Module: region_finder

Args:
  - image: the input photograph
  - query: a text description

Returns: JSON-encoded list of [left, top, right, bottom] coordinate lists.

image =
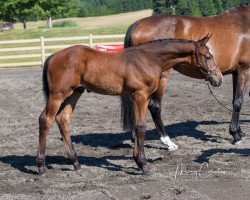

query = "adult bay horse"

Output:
[[123, 4, 250, 147], [36, 35, 222, 175]]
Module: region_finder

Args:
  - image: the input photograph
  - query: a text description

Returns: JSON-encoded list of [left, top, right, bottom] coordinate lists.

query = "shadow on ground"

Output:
[[1, 120, 249, 175], [71, 120, 230, 149], [0, 154, 132, 175], [194, 148, 250, 163]]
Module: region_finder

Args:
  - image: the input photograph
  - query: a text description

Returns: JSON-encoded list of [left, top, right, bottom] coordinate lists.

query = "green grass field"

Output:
[[0, 10, 152, 66]]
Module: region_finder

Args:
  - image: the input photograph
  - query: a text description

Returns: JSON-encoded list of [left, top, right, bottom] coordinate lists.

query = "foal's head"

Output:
[[193, 34, 223, 87]]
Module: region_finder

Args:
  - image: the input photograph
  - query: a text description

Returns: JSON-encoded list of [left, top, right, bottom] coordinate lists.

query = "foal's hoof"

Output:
[[168, 144, 179, 152], [73, 163, 81, 171], [160, 136, 178, 151], [142, 165, 150, 175]]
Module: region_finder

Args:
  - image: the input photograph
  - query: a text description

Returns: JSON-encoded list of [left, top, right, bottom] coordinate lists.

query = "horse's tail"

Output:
[[124, 21, 138, 48], [42, 55, 53, 101], [121, 21, 139, 130]]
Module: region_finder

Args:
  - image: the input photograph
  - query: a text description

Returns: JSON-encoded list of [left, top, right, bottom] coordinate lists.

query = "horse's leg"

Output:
[[55, 87, 84, 170], [148, 70, 178, 151], [132, 91, 150, 175], [229, 68, 249, 144], [37, 94, 63, 175]]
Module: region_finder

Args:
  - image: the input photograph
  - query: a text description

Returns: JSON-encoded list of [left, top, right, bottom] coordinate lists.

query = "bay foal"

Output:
[[37, 35, 222, 175]]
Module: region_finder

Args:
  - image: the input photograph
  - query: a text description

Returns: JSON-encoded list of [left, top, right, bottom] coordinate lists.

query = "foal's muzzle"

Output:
[[207, 75, 223, 87], [205, 67, 223, 87]]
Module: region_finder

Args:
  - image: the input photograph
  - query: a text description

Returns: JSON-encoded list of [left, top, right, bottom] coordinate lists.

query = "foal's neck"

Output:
[[140, 40, 195, 71]]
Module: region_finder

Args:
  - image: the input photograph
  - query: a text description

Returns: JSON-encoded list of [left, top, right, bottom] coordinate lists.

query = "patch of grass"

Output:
[[52, 20, 77, 27], [0, 10, 152, 67], [38, 20, 77, 28], [0, 24, 129, 41], [0, 24, 128, 65]]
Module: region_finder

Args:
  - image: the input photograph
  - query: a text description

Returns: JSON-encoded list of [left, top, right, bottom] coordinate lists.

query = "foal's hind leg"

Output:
[[55, 87, 84, 170], [229, 68, 249, 144], [37, 94, 63, 175]]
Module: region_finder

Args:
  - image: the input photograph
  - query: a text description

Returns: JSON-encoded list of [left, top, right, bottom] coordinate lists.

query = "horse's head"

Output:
[[193, 34, 223, 87]]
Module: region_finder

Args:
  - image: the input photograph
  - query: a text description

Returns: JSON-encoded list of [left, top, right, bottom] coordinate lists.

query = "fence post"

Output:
[[88, 34, 93, 48], [40, 36, 45, 67]]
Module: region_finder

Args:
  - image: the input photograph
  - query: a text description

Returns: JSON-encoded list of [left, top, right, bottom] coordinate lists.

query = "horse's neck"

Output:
[[229, 5, 250, 18], [242, 7, 250, 19]]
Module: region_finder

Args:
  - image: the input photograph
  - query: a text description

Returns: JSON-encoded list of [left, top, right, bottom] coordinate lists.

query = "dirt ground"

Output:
[[0, 68, 249, 200]]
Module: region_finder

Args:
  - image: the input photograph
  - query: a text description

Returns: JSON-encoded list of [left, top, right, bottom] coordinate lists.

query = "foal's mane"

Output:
[[129, 38, 194, 50]]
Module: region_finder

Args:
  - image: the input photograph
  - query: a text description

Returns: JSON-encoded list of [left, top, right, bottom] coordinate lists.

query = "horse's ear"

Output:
[[198, 33, 212, 46]]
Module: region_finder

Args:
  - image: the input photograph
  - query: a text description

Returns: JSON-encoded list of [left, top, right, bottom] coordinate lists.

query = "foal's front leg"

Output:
[[148, 71, 178, 151], [131, 70, 178, 151], [133, 91, 150, 175]]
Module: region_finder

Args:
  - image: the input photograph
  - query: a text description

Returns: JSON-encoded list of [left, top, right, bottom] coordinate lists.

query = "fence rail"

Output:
[[0, 34, 125, 68]]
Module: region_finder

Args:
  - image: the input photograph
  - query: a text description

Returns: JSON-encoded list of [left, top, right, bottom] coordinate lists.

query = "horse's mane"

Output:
[[226, 3, 250, 12]]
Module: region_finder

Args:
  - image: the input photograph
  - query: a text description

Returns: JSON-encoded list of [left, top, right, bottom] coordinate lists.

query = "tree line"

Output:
[[1, 0, 249, 29], [78, 0, 152, 17], [153, 0, 249, 16], [0, 0, 152, 29]]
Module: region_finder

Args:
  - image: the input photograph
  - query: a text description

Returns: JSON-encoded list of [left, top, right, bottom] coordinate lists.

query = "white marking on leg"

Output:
[[234, 139, 244, 145], [160, 136, 178, 151]]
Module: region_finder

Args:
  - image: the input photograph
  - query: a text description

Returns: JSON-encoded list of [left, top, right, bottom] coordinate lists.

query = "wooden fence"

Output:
[[0, 34, 125, 68]]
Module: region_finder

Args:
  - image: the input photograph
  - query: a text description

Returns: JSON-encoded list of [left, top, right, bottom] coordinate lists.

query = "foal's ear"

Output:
[[198, 33, 212, 46]]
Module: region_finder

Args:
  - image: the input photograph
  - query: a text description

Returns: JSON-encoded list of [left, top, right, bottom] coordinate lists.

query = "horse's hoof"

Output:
[[234, 140, 243, 145], [73, 163, 81, 171], [239, 132, 246, 138], [232, 134, 244, 145], [142, 165, 150, 175], [233, 137, 245, 145], [160, 136, 178, 151]]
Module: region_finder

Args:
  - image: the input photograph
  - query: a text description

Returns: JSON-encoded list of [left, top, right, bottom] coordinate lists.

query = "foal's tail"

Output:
[[121, 21, 139, 130], [42, 55, 53, 101]]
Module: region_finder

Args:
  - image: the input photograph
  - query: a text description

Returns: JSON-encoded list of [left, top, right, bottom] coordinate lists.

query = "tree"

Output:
[[189, 0, 201, 16], [152, 0, 250, 16], [0, 0, 38, 29], [175, 0, 201, 16], [176, 0, 192, 15], [213, 0, 224, 14], [165, 0, 178, 14], [38, 0, 79, 28], [153, 0, 166, 15], [198, 0, 217, 16]]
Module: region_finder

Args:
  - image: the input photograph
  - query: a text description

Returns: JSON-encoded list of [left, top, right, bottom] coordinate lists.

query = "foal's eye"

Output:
[[205, 54, 212, 59]]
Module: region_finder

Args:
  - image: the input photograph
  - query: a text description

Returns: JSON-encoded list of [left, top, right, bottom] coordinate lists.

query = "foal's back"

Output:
[[48, 45, 126, 95]]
